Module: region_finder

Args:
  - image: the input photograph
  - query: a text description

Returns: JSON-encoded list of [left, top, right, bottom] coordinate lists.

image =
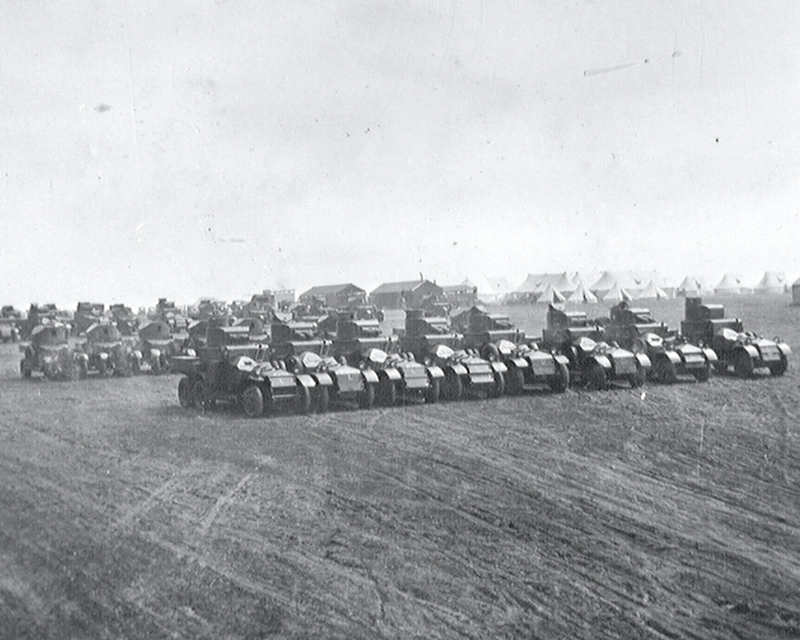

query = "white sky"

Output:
[[1, 0, 798, 308]]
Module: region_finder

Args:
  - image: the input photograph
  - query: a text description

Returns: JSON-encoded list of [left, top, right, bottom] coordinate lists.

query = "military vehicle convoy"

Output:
[[680, 298, 790, 378], [397, 309, 506, 400], [542, 305, 650, 389], [605, 301, 717, 383], [19, 324, 82, 381], [173, 326, 314, 416], [454, 306, 570, 394]]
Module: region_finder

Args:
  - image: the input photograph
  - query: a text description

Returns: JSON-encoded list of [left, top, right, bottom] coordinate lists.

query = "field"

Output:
[[1, 296, 799, 639]]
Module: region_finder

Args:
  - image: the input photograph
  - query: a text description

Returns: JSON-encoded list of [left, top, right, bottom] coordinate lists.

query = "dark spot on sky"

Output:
[[715, 138, 719, 143], [95, 103, 111, 113], [672, 51, 683, 58]]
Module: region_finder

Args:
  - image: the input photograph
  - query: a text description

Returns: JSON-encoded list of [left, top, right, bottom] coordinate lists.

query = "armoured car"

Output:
[[397, 309, 506, 400], [19, 324, 82, 381], [271, 320, 378, 410], [173, 326, 313, 416], [453, 305, 570, 394], [136, 320, 178, 373], [79, 323, 137, 377], [605, 301, 717, 383], [541, 305, 650, 390], [680, 298, 790, 378], [331, 311, 443, 405]]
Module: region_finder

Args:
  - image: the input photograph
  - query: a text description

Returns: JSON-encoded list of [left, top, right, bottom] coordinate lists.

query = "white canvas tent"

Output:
[[753, 272, 788, 295], [676, 275, 714, 297], [567, 281, 598, 303], [715, 273, 745, 295], [600, 281, 634, 302], [637, 280, 670, 300], [535, 283, 567, 304]]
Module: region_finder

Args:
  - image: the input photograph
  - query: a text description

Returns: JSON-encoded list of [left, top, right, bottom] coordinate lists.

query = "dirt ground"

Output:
[[1, 296, 798, 639]]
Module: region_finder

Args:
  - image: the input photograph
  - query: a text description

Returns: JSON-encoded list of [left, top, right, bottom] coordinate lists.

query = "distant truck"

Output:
[[680, 298, 790, 378]]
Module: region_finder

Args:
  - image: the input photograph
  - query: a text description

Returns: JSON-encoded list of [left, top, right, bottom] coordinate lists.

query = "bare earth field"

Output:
[[1, 295, 799, 639]]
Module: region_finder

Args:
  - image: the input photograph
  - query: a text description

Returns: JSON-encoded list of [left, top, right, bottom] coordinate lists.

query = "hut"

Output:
[[369, 279, 444, 309], [299, 283, 366, 308]]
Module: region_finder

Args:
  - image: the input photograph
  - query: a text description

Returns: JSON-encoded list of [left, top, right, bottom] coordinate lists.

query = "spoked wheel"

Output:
[[481, 343, 500, 362], [20, 360, 32, 378], [693, 365, 711, 382], [507, 366, 525, 396], [425, 377, 440, 404], [629, 366, 646, 389], [358, 384, 375, 410], [769, 357, 788, 377], [295, 383, 311, 415], [242, 384, 265, 417], [549, 362, 570, 393], [734, 350, 754, 379], [443, 370, 463, 401], [178, 376, 195, 408]]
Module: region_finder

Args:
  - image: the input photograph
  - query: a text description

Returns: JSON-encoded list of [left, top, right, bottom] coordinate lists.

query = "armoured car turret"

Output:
[[172, 325, 313, 416], [680, 298, 790, 378], [453, 306, 569, 394], [541, 305, 649, 390], [397, 309, 506, 400], [605, 301, 717, 383]]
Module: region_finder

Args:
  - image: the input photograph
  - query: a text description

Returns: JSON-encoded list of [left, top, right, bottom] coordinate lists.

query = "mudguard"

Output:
[[664, 351, 682, 366], [426, 365, 445, 379], [361, 369, 379, 385], [295, 373, 317, 389], [740, 344, 760, 360], [314, 372, 334, 387], [635, 353, 652, 369], [592, 355, 613, 370], [150, 348, 162, 359], [778, 342, 792, 357], [490, 361, 508, 374], [380, 368, 402, 382], [449, 363, 468, 377], [554, 354, 570, 366], [702, 348, 718, 364], [509, 357, 529, 369]]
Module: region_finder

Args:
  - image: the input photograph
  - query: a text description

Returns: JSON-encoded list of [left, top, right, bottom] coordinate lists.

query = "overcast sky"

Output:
[[1, 1, 798, 308]]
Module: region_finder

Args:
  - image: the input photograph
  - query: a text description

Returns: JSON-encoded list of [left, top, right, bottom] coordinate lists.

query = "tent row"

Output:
[[473, 271, 793, 304]]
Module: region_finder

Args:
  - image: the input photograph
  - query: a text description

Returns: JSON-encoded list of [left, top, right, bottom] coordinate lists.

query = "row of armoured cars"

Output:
[[19, 319, 185, 380], [171, 296, 791, 418]]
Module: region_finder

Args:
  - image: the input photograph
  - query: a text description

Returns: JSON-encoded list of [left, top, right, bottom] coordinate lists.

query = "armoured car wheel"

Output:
[[20, 360, 31, 378], [359, 384, 375, 410], [425, 377, 440, 404], [481, 343, 500, 362], [131, 357, 141, 376], [295, 383, 312, 415], [549, 362, 570, 393], [585, 362, 606, 391], [489, 370, 505, 398], [242, 385, 265, 417], [507, 366, 525, 395], [734, 350, 753, 379], [654, 357, 677, 384], [769, 357, 788, 377], [378, 377, 397, 406], [629, 366, 646, 389], [115, 354, 132, 377], [443, 370, 463, 401], [693, 365, 711, 382], [78, 358, 88, 379], [713, 361, 727, 375], [178, 376, 194, 409], [315, 385, 330, 413], [192, 379, 210, 410], [150, 357, 162, 375]]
